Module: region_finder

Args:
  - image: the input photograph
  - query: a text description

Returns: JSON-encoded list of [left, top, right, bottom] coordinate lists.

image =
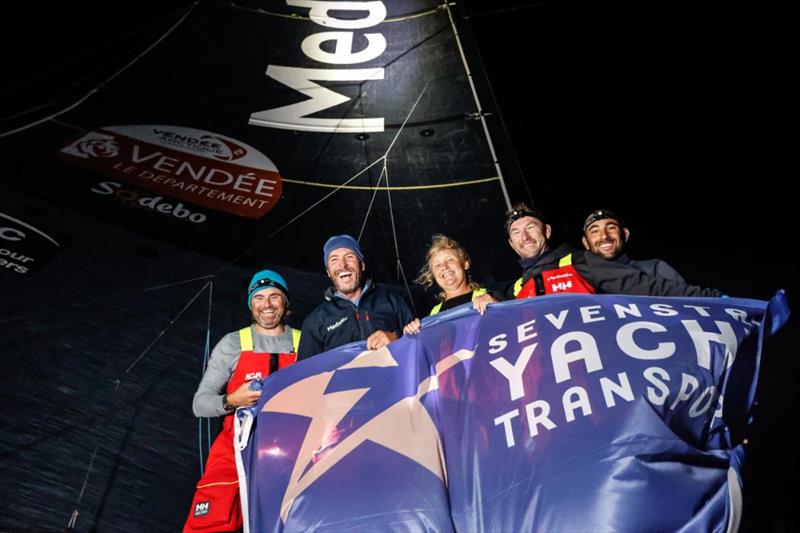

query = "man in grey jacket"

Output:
[[186, 269, 300, 532], [192, 269, 300, 418], [581, 208, 687, 284]]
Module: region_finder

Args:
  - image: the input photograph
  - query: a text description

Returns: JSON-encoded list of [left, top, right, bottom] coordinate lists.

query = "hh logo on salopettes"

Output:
[[60, 125, 283, 219]]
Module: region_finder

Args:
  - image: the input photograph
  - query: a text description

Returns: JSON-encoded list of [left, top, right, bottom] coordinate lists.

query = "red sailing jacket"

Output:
[[514, 252, 595, 298]]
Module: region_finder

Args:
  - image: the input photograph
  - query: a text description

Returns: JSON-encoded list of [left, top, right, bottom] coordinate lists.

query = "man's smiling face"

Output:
[[508, 216, 551, 259], [326, 247, 365, 297], [582, 218, 629, 260]]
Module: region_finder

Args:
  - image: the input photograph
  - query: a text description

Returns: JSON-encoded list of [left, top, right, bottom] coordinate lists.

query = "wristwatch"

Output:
[[222, 394, 235, 413]]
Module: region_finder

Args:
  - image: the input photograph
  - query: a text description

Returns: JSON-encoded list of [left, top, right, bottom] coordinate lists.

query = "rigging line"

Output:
[[375, 81, 431, 312], [255, 21, 448, 189], [204, 278, 214, 457], [0, 311, 44, 326], [144, 274, 214, 292], [2, 18, 176, 126], [213, 156, 386, 276], [463, 0, 569, 19], [221, 0, 442, 22], [200, 15, 438, 276], [282, 175, 500, 191], [355, 82, 380, 244], [264, 155, 383, 240], [444, 2, 512, 210], [383, 81, 431, 158], [179, 80, 435, 280], [357, 165, 387, 242], [263, 64, 383, 204], [125, 281, 211, 374], [383, 163, 417, 314], [194, 277, 214, 474], [1, 99, 66, 124], [49, 118, 88, 133], [1, 42, 150, 124], [0, 2, 198, 98], [66, 444, 98, 530], [197, 419, 205, 477], [0, 3, 197, 139]]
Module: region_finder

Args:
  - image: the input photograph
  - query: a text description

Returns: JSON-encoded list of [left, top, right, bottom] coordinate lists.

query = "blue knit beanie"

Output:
[[247, 269, 288, 309], [323, 234, 364, 265]]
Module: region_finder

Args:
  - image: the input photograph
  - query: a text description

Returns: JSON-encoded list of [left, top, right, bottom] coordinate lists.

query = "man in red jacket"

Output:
[[473, 202, 721, 310]]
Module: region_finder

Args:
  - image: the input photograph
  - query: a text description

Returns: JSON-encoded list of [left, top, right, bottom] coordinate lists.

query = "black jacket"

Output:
[[615, 253, 687, 285], [298, 281, 415, 360], [506, 243, 721, 299]]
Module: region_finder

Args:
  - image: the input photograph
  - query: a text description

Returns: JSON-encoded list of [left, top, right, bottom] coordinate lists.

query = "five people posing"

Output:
[[187, 203, 723, 530]]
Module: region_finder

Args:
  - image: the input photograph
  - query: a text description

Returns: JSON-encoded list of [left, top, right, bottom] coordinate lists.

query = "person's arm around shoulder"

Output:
[[654, 259, 687, 285], [192, 332, 239, 418], [581, 251, 722, 297]]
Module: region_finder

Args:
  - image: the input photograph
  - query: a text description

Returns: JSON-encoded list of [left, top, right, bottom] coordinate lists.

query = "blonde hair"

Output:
[[415, 234, 479, 300]]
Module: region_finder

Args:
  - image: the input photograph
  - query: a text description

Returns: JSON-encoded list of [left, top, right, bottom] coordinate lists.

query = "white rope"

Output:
[[237, 62, 429, 258], [357, 165, 387, 242], [197, 277, 215, 475], [0, 311, 44, 325], [383, 81, 431, 157], [215, 156, 387, 276], [367, 82, 432, 311], [0, 3, 199, 100], [0, 3, 197, 138], [63, 274, 214, 528], [383, 163, 416, 312], [66, 444, 98, 529], [50, 118, 89, 132], [125, 281, 211, 374], [145, 274, 214, 292], [60, 275, 214, 526]]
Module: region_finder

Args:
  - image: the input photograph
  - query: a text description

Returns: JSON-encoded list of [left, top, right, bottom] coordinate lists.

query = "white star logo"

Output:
[[261, 346, 475, 522]]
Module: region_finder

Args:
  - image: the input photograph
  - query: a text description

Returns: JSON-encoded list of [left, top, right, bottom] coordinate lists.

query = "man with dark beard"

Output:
[[581, 208, 687, 284], [490, 202, 722, 300], [185, 269, 299, 532], [298, 234, 415, 359]]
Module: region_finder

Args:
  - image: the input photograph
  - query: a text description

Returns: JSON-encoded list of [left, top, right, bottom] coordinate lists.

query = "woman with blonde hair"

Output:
[[403, 234, 492, 334]]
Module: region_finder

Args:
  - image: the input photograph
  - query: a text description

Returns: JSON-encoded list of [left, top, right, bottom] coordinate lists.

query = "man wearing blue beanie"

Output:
[[298, 234, 414, 359], [186, 269, 300, 532]]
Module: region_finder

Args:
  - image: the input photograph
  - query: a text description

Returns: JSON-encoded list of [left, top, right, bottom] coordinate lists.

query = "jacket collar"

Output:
[[324, 278, 374, 305]]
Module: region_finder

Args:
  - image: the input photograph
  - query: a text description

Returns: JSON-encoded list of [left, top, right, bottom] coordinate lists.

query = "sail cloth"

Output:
[[236, 292, 789, 532], [0, 0, 524, 282]]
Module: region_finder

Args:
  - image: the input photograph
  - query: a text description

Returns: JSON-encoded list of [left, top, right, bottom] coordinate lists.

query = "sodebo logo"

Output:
[[91, 181, 207, 224]]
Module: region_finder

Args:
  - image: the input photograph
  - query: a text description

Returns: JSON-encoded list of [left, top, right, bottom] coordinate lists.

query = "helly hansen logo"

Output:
[[326, 316, 348, 332], [194, 501, 210, 517], [551, 280, 573, 292]]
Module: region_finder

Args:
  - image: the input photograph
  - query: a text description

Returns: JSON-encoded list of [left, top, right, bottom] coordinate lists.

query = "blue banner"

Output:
[[236, 293, 789, 532]]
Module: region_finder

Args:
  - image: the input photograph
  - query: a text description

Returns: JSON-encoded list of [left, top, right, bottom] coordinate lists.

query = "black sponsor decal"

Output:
[[0, 212, 63, 277]]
